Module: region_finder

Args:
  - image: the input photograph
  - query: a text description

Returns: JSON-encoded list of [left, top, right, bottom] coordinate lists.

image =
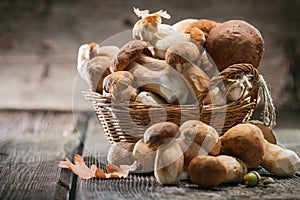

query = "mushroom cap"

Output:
[[133, 139, 156, 172], [86, 56, 112, 92], [107, 142, 136, 166], [172, 19, 198, 33], [248, 120, 277, 144], [110, 40, 148, 72], [206, 20, 264, 71], [220, 123, 265, 168], [103, 71, 134, 93], [165, 41, 200, 66], [144, 122, 180, 149], [179, 120, 220, 154], [188, 155, 227, 186], [184, 19, 220, 38]]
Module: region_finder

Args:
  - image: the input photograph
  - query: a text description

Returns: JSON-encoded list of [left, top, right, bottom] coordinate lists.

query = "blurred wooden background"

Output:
[[0, 0, 300, 110]]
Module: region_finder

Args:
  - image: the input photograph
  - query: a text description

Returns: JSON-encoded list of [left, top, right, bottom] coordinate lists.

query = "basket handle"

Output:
[[198, 63, 276, 127]]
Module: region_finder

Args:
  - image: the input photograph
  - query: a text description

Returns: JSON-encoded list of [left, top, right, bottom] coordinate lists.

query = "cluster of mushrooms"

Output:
[[77, 8, 300, 186]]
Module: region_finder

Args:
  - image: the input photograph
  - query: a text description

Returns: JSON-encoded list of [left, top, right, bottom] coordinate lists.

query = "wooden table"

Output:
[[0, 109, 300, 200]]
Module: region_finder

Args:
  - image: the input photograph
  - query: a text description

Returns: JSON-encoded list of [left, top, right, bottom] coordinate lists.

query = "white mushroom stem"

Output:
[[262, 141, 300, 176], [133, 139, 156, 172], [135, 91, 167, 105], [154, 32, 191, 59], [127, 62, 195, 104], [154, 138, 184, 185]]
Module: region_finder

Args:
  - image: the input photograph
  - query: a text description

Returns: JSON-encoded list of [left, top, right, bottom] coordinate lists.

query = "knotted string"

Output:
[[258, 75, 276, 127]]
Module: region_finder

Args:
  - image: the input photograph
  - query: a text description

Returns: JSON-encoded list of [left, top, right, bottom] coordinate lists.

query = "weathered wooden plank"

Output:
[[75, 115, 300, 200], [0, 110, 88, 200]]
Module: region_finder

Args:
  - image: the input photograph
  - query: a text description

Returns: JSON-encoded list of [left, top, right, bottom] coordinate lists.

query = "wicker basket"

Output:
[[83, 63, 272, 144]]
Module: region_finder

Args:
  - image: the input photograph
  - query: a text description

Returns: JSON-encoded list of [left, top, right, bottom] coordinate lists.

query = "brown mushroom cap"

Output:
[[188, 155, 227, 186], [206, 20, 264, 71], [184, 19, 221, 38], [144, 122, 180, 149], [107, 142, 136, 166], [110, 40, 148, 72], [248, 120, 277, 144], [179, 120, 220, 153], [103, 71, 134, 93], [165, 41, 200, 66], [220, 123, 265, 168]]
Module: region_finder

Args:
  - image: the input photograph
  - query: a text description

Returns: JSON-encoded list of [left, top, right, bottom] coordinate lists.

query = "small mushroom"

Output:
[[77, 43, 119, 92], [220, 123, 265, 168], [103, 71, 139, 102], [133, 139, 156, 172], [189, 27, 206, 46], [144, 122, 184, 185], [132, 7, 173, 45], [110, 40, 148, 73], [188, 155, 247, 187], [176, 120, 221, 170], [107, 142, 136, 166], [184, 19, 221, 39]]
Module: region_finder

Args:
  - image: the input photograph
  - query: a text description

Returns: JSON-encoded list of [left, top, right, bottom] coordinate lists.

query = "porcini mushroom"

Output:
[[77, 43, 119, 92], [110, 40, 148, 73], [133, 139, 156, 172], [206, 20, 264, 71], [132, 7, 174, 45], [165, 42, 216, 104], [184, 19, 221, 38], [103, 71, 139, 102], [261, 142, 300, 176], [188, 155, 247, 187], [220, 123, 265, 168], [127, 61, 195, 104], [107, 142, 136, 166], [176, 120, 221, 170], [144, 122, 184, 185]]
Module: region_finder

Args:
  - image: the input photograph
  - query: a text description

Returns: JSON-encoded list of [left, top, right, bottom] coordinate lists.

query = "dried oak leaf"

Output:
[[58, 154, 137, 180]]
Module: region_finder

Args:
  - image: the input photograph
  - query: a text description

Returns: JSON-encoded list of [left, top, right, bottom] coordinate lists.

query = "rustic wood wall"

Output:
[[0, 0, 299, 110]]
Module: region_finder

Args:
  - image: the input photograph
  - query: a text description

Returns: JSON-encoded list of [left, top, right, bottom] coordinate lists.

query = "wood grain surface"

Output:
[[0, 111, 88, 200]]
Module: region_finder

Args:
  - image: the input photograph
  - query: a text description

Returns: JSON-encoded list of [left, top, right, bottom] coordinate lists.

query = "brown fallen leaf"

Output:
[[58, 154, 138, 180]]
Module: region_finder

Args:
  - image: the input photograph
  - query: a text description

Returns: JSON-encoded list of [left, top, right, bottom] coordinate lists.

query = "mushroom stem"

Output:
[[262, 141, 300, 176], [154, 138, 184, 185], [188, 155, 247, 186]]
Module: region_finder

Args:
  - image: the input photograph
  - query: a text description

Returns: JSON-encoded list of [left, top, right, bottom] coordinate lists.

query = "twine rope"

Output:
[[259, 75, 276, 127]]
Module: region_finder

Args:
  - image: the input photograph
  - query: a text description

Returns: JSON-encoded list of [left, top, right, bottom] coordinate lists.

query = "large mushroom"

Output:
[[176, 120, 221, 170], [144, 122, 184, 185], [206, 20, 264, 71], [220, 123, 265, 168], [188, 155, 247, 187]]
